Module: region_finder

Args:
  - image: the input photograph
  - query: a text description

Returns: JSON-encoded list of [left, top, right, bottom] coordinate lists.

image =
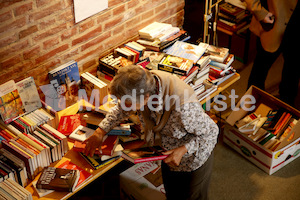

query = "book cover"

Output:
[[36, 167, 80, 192], [0, 80, 25, 124], [166, 41, 209, 64], [57, 114, 82, 136], [79, 152, 120, 170], [16, 77, 42, 113], [73, 135, 119, 156], [158, 54, 194, 76], [69, 125, 95, 142], [205, 44, 229, 63], [48, 60, 80, 109], [121, 146, 168, 164], [57, 160, 92, 188]]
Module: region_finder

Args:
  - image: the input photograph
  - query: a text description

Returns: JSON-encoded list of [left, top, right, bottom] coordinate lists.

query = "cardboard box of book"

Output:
[[224, 86, 300, 175], [120, 161, 166, 200]]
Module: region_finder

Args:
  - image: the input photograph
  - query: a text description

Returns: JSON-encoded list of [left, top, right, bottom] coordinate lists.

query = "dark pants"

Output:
[[248, 2, 300, 106], [161, 152, 214, 200]]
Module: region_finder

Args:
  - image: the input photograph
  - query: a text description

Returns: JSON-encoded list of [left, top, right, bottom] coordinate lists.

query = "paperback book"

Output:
[[48, 60, 80, 109], [158, 54, 194, 76], [0, 80, 25, 124]]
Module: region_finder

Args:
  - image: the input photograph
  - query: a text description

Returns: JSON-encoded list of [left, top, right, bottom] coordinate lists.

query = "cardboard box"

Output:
[[120, 162, 166, 200], [224, 86, 300, 175]]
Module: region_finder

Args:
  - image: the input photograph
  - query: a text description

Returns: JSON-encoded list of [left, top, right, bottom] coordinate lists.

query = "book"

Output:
[[210, 54, 234, 69], [158, 54, 194, 76], [48, 60, 80, 109], [69, 125, 95, 142], [166, 41, 209, 64], [36, 167, 80, 192], [73, 135, 119, 156], [139, 22, 173, 39], [57, 160, 92, 188], [79, 152, 120, 170], [16, 77, 42, 113], [204, 44, 229, 63], [121, 146, 168, 164], [57, 114, 82, 136], [0, 80, 25, 124], [32, 180, 54, 198]]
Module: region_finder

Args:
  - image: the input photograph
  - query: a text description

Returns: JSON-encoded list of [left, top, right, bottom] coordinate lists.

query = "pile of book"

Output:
[[0, 178, 33, 200], [80, 72, 109, 106], [0, 121, 69, 181], [137, 22, 190, 51], [235, 110, 299, 151], [218, 2, 251, 32]]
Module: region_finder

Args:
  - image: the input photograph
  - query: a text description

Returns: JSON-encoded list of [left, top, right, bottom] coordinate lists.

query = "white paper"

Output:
[[74, 0, 108, 23]]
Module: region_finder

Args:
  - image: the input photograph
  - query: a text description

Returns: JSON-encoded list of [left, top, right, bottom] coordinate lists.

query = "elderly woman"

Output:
[[84, 65, 219, 200]]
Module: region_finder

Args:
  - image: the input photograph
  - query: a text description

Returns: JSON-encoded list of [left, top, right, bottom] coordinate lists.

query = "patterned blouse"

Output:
[[99, 76, 219, 172]]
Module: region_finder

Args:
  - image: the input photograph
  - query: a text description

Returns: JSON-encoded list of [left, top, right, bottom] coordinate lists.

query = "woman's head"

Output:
[[109, 65, 156, 110]]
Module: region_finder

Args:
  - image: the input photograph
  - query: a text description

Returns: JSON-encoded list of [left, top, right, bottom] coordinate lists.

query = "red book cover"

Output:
[[121, 146, 168, 164], [57, 114, 83, 136], [73, 135, 118, 156], [58, 160, 92, 188]]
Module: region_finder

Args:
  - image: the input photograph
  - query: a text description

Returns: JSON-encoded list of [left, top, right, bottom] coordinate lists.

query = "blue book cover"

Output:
[[48, 60, 80, 109], [166, 41, 209, 64]]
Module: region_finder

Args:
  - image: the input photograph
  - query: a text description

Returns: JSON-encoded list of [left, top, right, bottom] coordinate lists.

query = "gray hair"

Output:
[[109, 65, 156, 102]]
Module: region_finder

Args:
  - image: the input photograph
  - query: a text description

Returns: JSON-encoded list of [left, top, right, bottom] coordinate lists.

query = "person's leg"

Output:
[[247, 38, 281, 90], [279, 2, 300, 106], [161, 152, 214, 200]]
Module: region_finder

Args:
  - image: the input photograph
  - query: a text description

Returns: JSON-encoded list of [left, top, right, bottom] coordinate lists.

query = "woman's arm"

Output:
[[83, 102, 129, 156]]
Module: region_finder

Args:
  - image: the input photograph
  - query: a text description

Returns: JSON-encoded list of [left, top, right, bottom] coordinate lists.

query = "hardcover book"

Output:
[[58, 160, 92, 188], [36, 167, 80, 192], [121, 146, 168, 164], [0, 80, 25, 124]]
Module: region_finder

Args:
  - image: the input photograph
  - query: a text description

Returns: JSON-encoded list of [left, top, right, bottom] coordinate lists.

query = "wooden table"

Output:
[[25, 142, 124, 200], [26, 73, 240, 199]]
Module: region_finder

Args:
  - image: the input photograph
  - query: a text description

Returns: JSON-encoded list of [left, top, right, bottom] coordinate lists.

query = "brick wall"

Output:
[[0, 0, 185, 86]]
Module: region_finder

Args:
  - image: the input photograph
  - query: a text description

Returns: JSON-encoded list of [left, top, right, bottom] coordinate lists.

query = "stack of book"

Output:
[[218, 2, 251, 32], [114, 41, 146, 64], [98, 52, 133, 78], [9, 109, 55, 134], [80, 72, 109, 106], [0, 178, 33, 199], [137, 22, 190, 51], [235, 110, 299, 151], [0, 121, 68, 181]]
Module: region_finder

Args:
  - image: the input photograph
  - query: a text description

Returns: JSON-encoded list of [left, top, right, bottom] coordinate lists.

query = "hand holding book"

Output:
[[162, 145, 187, 167], [83, 127, 106, 157]]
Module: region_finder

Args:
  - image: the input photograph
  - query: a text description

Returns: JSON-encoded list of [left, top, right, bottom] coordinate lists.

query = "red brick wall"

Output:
[[0, 0, 185, 86]]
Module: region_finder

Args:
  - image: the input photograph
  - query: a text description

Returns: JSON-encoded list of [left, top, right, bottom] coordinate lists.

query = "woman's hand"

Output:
[[162, 145, 188, 167], [263, 12, 275, 24], [83, 127, 106, 157]]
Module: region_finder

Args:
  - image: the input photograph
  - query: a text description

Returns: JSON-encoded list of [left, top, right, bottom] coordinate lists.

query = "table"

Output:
[[25, 73, 240, 199], [25, 142, 124, 200]]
